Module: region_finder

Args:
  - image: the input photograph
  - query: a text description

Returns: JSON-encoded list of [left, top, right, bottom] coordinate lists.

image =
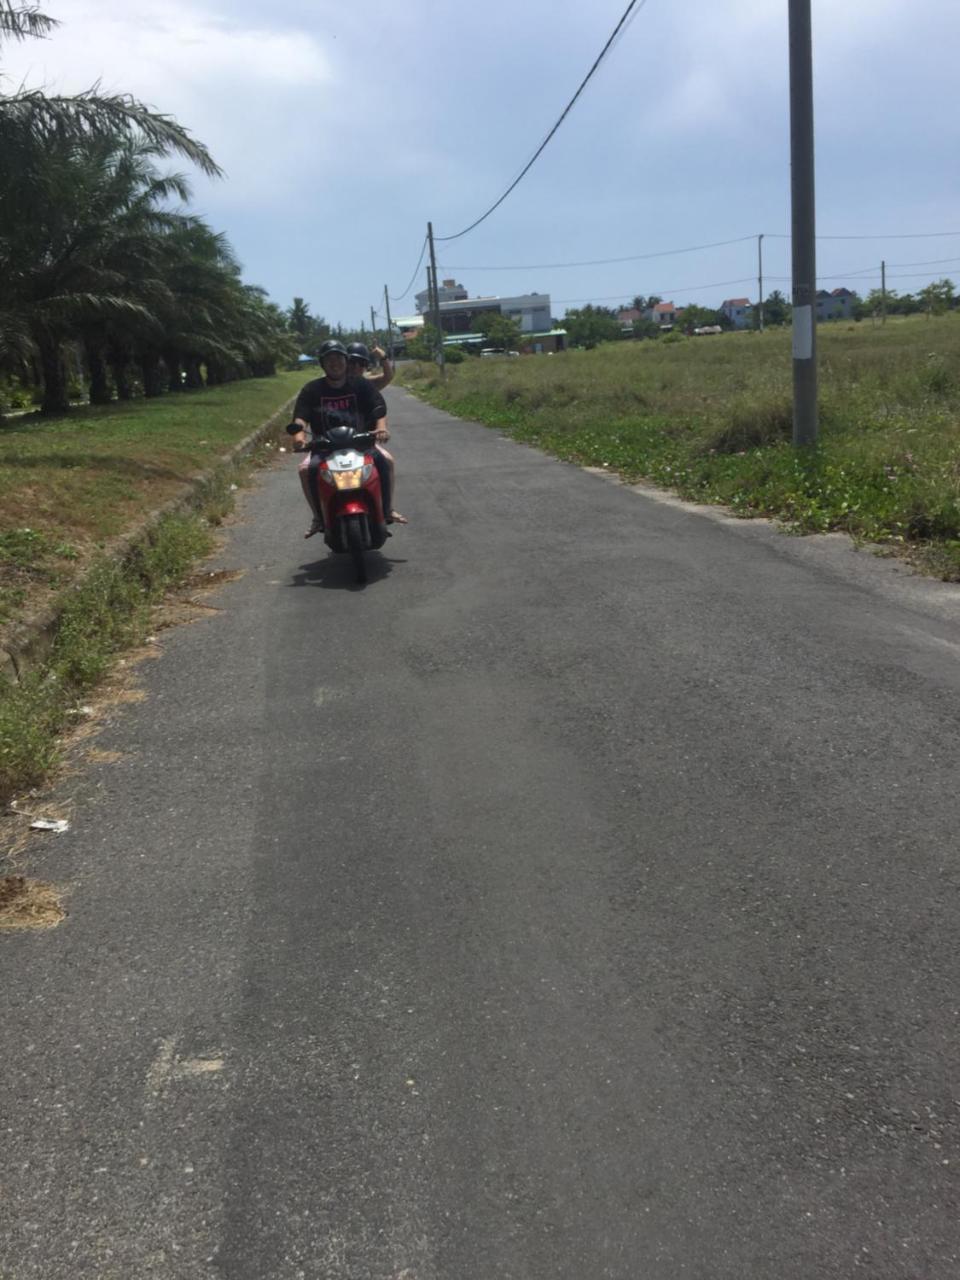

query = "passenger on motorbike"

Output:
[[288, 339, 398, 537], [346, 341, 394, 391], [344, 342, 404, 526]]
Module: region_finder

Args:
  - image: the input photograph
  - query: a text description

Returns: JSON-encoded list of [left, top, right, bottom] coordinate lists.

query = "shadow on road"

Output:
[[289, 553, 405, 591]]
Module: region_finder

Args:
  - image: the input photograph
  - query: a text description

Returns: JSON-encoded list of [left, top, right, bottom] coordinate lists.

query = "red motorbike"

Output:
[[296, 421, 389, 584]]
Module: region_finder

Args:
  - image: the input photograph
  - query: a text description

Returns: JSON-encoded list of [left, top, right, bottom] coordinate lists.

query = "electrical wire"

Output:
[[439, 235, 756, 272], [885, 255, 960, 269], [767, 231, 960, 241], [435, 0, 648, 243], [552, 277, 757, 305], [388, 235, 429, 303]]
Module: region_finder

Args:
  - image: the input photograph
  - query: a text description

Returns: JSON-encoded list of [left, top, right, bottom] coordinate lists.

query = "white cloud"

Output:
[[2, 0, 336, 204]]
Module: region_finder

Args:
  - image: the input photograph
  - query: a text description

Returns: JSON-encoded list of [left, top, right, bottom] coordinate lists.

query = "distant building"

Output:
[[720, 297, 754, 329], [645, 301, 681, 327], [617, 307, 642, 327], [816, 287, 858, 321], [415, 278, 468, 314], [415, 277, 553, 335]]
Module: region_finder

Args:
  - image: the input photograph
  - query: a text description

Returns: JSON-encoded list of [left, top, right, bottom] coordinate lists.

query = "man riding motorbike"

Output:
[[289, 339, 400, 537]]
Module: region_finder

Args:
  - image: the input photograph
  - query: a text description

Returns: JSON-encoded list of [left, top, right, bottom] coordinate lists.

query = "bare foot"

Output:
[[388, 510, 408, 525]]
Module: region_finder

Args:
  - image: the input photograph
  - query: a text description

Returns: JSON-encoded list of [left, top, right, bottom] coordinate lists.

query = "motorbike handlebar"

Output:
[[293, 430, 380, 454]]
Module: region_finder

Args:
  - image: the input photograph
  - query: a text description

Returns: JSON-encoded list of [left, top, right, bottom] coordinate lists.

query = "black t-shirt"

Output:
[[290, 376, 386, 437]]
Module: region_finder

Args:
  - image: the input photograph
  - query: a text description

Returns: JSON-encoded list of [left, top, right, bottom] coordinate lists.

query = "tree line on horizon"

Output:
[[0, 2, 298, 417], [558, 280, 957, 348]]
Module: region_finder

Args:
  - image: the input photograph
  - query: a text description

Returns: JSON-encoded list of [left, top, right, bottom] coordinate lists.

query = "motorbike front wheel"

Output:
[[344, 515, 367, 584]]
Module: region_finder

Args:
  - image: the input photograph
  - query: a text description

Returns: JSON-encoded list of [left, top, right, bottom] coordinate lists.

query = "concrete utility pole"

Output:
[[757, 233, 765, 332], [370, 306, 377, 348], [881, 260, 887, 325], [383, 285, 394, 357], [427, 221, 446, 376], [789, 0, 817, 446]]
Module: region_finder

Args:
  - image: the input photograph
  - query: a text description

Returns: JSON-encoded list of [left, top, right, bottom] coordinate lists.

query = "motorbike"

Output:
[[295, 417, 389, 584]]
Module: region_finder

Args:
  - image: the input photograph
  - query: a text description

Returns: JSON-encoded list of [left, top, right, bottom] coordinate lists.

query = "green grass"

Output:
[[0, 372, 302, 804], [0, 371, 302, 627], [0, 506, 216, 801], [400, 316, 960, 578]]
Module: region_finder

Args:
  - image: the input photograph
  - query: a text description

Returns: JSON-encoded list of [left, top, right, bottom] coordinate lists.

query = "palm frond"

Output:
[[0, 2, 58, 44], [1, 88, 222, 176]]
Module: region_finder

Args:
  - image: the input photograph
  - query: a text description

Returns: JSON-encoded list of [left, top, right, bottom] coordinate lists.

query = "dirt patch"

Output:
[[0, 875, 65, 930], [183, 568, 245, 592], [84, 748, 124, 765], [152, 566, 244, 631]]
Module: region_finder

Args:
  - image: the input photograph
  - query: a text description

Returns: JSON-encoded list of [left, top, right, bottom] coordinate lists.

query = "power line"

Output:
[[767, 230, 960, 241], [886, 254, 960, 269], [439, 235, 755, 272], [885, 269, 960, 281], [552, 277, 756, 305], [388, 235, 428, 303], [435, 0, 648, 243]]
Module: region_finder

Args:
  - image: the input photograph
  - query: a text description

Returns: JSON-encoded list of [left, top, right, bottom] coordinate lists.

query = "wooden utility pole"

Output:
[[383, 285, 394, 357], [881, 260, 887, 325], [789, 0, 817, 446], [757, 233, 765, 332], [427, 221, 445, 376], [370, 306, 377, 348]]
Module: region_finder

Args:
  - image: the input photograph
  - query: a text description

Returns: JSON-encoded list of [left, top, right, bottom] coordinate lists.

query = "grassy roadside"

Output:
[[400, 316, 960, 579], [0, 373, 303, 805], [0, 371, 304, 630]]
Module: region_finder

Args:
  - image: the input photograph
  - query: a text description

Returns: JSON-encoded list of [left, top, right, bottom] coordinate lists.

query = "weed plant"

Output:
[[402, 316, 960, 578]]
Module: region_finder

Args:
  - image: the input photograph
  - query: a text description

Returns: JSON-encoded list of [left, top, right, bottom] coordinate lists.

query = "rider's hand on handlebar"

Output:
[[291, 430, 307, 451], [374, 426, 390, 444]]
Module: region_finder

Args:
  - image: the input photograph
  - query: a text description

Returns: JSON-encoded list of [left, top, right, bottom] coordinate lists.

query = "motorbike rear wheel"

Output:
[[344, 515, 367, 584]]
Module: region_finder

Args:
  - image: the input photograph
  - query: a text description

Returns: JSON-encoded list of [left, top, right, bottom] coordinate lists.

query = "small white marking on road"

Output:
[[146, 1036, 225, 1097], [178, 1056, 225, 1077], [146, 1036, 177, 1094]]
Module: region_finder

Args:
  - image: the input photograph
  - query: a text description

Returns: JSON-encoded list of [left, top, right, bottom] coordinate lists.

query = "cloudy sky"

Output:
[[6, 0, 959, 326]]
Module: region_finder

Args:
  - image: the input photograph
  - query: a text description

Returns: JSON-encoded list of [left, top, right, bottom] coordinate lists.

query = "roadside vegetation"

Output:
[[0, 7, 318, 806], [0, 371, 304, 629], [0, 372, 302, 805], [401, 315, 960, 579]]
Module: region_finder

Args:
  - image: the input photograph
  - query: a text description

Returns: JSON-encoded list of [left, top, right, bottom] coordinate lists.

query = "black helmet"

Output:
[[346, 342, 370, 364], [317, 339, 348, 362]]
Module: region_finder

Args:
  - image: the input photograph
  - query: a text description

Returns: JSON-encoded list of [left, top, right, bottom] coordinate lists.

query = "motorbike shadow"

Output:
[[290, 553, 404, 591]]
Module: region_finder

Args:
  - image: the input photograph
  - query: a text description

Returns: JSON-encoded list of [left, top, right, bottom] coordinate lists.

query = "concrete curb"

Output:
[[0, 394, 295, 685]]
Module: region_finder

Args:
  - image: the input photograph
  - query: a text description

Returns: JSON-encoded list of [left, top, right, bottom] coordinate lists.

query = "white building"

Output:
[[415, 278, 468, 314]]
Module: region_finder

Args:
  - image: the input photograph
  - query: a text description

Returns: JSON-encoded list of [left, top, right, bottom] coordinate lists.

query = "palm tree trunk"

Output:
[[107, 345, 133, 400], [37, 333, 71, 415], [141, 351, 165, 398], [163, 349, 183, 392], [85, 340, 112, 404]]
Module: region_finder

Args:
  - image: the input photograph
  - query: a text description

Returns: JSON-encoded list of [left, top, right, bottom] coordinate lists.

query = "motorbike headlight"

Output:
[[331, 468, 363, 490]]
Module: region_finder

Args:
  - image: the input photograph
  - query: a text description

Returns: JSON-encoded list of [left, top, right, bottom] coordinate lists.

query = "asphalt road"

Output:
[[3, 385, 960, 1279]]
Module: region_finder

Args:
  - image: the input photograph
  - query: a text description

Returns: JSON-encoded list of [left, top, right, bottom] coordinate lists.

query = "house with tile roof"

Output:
[[720, 297, 754, 330]]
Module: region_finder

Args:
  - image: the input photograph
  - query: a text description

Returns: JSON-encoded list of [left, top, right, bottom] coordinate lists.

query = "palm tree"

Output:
[[0, 130, 197, 410]]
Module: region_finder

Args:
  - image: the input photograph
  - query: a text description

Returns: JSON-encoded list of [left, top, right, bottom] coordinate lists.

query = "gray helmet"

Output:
[[317, 339, 348, 362]]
